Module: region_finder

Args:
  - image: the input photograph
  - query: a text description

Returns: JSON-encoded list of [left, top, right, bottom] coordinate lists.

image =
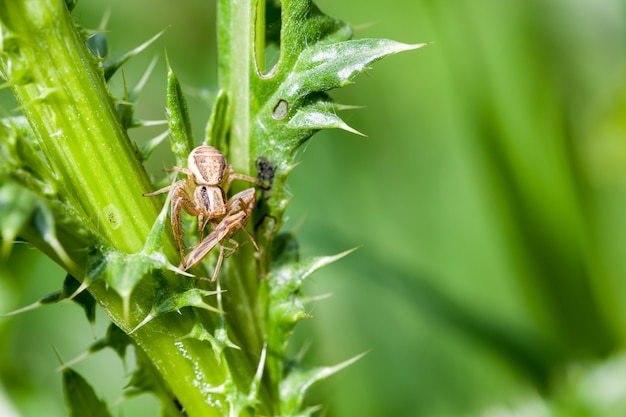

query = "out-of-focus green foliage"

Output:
[[1, 0, 626, 416]]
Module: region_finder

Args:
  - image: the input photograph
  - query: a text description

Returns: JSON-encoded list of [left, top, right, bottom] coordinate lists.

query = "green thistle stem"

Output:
[[0, 0, 157, 254]]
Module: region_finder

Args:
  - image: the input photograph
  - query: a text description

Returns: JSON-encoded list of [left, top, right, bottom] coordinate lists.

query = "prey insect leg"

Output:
[[181, 188, 257, 279]]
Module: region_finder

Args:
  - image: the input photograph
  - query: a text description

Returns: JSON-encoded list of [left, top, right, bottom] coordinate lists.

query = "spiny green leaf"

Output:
[[270, 247, 357, 295], [63, 367, 113, 417], [103, 29, 164, 81], [96, 323, 133, 359], [0, 34, 34, 86], [138, 130, 170, 162], [84, 10, 110, 60], [279, 352, 367, 416], [205, 89, 230, 151], [0, 181, 82, 272], [1, 274, 92, 318], [63, 274, 97, 324], [292, 39, 425, 91], [262, 248, 356, 406], [0, 116, 56, 195], [280, 1, 352, 57], [248, 343, 268, 401], [287, 96, 365, 136], [252, 39, 425, 161], [86, 32, 107, 60], [184, 320, 240, 363], [131, 288, 222, 334], [0, 181, 37, 258], [239, 2, 427, 234], [32, 194, 76, 270], [166, 57, 194, 166], [99, 250, 157, 320], [59, 323, 133, 371], [92, 242, 182, 325], [161, 287, 222, 314], [0, 287, 64, 316], [116, 56, 159, 130]]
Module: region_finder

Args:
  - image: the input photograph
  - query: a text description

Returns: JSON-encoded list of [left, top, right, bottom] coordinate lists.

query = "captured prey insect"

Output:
[[143, 145, 261, 262], [182, 187, 258, 281]]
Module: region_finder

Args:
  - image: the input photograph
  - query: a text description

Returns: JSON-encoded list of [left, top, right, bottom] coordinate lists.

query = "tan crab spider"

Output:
[[143, 145, 261, 262], [182, 187, 258, 281]]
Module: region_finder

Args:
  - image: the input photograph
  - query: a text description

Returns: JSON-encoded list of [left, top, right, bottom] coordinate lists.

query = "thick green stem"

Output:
[[0, 0, 156, 254], [217, 0, 277, 410], [218, 0, 255, 173]]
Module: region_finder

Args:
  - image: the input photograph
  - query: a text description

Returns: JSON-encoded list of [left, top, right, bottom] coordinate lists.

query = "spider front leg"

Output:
[[169, 186, 196, 261], [143, 180, 189, 260], [223, 165, 269, 193]]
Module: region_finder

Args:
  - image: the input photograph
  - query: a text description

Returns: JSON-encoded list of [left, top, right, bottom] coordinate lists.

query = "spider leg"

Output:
[[164, 166, 194, 176], [223, 165, 266, 192], [170, 182, 205, 263], [143, 183, 175, 197], [170, 189, 188, 262]]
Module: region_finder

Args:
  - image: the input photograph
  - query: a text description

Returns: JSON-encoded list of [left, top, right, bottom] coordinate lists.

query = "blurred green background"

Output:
[[2, 0, 626, 416]]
